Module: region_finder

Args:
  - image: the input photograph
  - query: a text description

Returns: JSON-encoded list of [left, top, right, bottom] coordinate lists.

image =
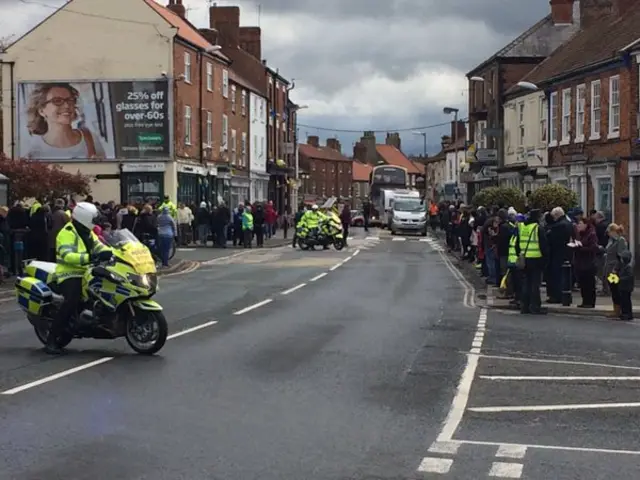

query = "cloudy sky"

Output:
[[1, 0, 549, 155]]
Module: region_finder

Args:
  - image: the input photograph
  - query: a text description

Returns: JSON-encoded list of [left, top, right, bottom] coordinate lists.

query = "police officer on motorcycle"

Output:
[[46, 202, 113, 354]]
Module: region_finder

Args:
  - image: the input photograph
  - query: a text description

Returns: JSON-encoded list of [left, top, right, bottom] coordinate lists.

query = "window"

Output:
[[259, 100, 264, 121], [596, 177, 613, 221], [253, 134, 257, 157], [241, 132, 247, 166], [575, 84, 585, 141], [241, 90, 246, 116], [260, 137, 265, 157], [231, 129, 237, 164], [539, 97, 547, 142], [549, 92, 558, 144], [518, 102, 525, 146], [590, 80, 601, 138], [206, 111, 212, 146], [206, 63, 213, 91], [184, 105, 192, 145], [184, 52, 191, 83], [475, 121, 487, 148], [222, 69, 229, 98], [561, 88, 571, 142], [222, 114, 228, 149], [231, 85, 236, 112], [609, 75, 620, 137]]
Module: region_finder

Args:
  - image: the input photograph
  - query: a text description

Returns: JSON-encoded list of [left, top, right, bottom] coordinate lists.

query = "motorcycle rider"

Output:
[[299, 204, 323, 241], [47, 202, 113, 354]]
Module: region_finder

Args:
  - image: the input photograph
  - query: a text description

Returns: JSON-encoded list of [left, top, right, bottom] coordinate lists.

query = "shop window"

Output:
[[122, 173, 163, 206], [177, 172, 199, 206], [596, 177, 613, 221]]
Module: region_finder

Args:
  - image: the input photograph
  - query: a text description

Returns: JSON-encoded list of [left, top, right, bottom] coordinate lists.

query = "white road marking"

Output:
[[488, 462, 523, 478], [341, 256, 351, 263], [353, 249, 360, 256], [480, 375, 640, 381], [435, 308, 487, 442], [365, 236, 379, 240], [329, 263, 341, 271], [438, 250, 475, 307], [201, 250, 254, 265], [428, 441, 460, 454], [391, 237, 406, 241], [281, 283, 306, 295], [309, 272, 327, 281], [417, 457, 453, 473], [233, 299, 273, 315], [176, 248, 196, 251], [1, 357, 114, 395], [496, 444, 527, 459], [457, 439, 640, 455], [167, 320, 218, 339], [469, 402, 640, 413], [472, 353, 640, 370], [419, 238, 430, 242]]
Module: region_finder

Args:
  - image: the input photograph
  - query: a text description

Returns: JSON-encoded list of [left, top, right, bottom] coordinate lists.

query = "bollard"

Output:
[[561, 260, 573, 306]]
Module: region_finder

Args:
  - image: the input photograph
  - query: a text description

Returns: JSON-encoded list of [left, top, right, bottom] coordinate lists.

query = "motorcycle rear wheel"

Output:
[[333, 238, 345, 250], [32, 318, 73, 348], [125, 310, 168, 355]]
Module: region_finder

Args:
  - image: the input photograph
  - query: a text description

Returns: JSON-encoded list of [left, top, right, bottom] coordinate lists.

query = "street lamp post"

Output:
[[443, 107, 460, 199], [412, 131, 427, 157], [290, 104, 308, 209]]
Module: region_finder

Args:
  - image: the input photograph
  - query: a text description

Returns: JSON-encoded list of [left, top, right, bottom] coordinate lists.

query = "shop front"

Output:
[[250, 171, 270, 203], [231, 175, 250, 209], [120, 162, 166, 206], [177, 163, 207, 207]]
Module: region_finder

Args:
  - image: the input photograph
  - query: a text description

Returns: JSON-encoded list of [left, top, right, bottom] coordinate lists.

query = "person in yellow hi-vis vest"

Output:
[[515, 209, 548, 315]]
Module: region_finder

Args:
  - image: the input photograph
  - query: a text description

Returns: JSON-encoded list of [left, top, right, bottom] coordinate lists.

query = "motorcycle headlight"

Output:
[[109, 271, 127, 283]]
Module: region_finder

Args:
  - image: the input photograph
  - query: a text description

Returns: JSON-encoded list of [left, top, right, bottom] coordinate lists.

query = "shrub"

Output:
[[471, 186, 526, 211], [528, 184, 578, 212]]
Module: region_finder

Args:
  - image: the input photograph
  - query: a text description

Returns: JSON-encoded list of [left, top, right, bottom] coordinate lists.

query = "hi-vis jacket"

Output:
[[300, 210, 324, 229], [55, 222, 111, 282]]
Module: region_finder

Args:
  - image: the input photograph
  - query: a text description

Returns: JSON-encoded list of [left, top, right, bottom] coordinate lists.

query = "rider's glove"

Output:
[[92, 250, 114, 263]]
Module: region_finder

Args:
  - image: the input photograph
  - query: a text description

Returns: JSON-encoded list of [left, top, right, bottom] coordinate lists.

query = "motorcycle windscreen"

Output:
[[120, 243, 157, 274]]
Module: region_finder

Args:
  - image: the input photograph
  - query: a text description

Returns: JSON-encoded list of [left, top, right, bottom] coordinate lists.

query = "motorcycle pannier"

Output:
[[15, 277, 53, 316]]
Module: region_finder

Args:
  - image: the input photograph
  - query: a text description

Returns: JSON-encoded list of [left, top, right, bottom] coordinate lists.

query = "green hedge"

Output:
[[528, 184, 578, 212], [471, 186, 526, 211]]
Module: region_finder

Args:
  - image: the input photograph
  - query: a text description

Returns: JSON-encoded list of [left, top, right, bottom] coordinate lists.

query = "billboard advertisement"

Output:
[[16, 80, 170, 161]]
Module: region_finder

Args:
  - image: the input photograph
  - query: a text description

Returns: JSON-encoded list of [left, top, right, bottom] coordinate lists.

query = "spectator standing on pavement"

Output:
[[591, 211, 609, 294], [616, 249, 634, 321], [362, 198, 372, 232], [253, 203, 265, 247], [340, 204, 351, 247], [545, 207, 574, 304], [604, 223, 629, 319], [156, 207, 176, 267], [194, 202, 209, 246], [264, 201, 277, 238], [177, 203, 194, 246], [516, 209, 548, 315], [573, 218, 599, 308]]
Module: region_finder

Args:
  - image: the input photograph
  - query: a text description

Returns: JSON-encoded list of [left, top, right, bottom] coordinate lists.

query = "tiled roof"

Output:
[[411, 161, 425, 174], [299, 144, 351, 162], [375, 145, 420, 174], [467, 15, 578, 76], [352, 161, 372, 182], [229, 69, 263, 97], [511, 10, 640, 90]]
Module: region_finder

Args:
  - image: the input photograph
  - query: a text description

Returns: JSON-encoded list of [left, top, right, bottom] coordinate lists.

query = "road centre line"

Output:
[[434, 308, 487, 442], [480, 375, 640, 381], [166, 320, 218, 339], [281, 283, 306, 295], [233, 299, 272, 315], [353, 249, 360, 256], [470, 353, 640, 370], [469, 402, 640, 413], [329, 263, 341, 271], [455, 438, 640, 455], [309, 272, 327, 281]]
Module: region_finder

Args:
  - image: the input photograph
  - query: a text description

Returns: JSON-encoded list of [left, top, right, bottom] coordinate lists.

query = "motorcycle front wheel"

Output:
[[125, 310, 168, 355]]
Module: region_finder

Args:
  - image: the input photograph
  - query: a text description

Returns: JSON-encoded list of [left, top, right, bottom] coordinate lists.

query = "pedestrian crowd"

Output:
[[426, 201, 634, 321]]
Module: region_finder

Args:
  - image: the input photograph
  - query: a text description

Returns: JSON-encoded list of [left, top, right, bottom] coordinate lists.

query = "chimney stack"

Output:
[[209, 5, 240, 47], [451, 121, 466, 143], [360, 131, 377, 165], [167, 0, 186, 18], [353, 142, 367, 161], [239, 26, 261, 60], [199, 28, 219, 46], [385, 132, 401, 150], [307, 135, 319, 147], [580, 0, 635, 28], [549, 0, 575, 24], [326, 138, 341, 152]]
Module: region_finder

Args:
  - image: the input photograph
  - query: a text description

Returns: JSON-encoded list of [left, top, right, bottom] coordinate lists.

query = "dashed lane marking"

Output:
[[428, 441, 461, 455], [417, 457, 453, 474], [281, 283, 306, 295], [233, 299, 273, 315], [488, 462, 523, 478], [496, 445, 527, 459]]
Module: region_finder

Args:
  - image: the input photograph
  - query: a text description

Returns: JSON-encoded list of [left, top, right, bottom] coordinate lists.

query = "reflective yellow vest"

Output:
[[507, 234, 518, 265], [518, 223, 542, 258], [55, 222, 110, 282]]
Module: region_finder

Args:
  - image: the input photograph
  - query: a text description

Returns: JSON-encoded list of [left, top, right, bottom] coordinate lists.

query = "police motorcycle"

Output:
[[318, 214, 345, 250], [15, 229, 168, 355], [296, 224, 321, 250]]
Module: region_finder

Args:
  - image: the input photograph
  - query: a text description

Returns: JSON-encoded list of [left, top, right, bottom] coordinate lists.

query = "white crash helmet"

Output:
[[311, 204, 319, 210], [72, 202, 100, 230]]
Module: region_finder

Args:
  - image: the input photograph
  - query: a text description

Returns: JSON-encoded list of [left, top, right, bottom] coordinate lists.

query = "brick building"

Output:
[[205, 4, 294, 213], [464, 0, 579, 197], [512, 3, 640, 232], [352, 161, 372, 208], [298, 136, 352, 201], [160, 0, 230, 206]]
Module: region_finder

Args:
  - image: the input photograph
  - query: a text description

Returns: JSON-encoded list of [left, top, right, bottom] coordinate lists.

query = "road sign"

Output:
[[475, 149, 498, 163]]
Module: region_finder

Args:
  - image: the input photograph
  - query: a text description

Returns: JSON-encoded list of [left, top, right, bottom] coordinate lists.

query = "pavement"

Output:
[[0, 229, 638, 478]]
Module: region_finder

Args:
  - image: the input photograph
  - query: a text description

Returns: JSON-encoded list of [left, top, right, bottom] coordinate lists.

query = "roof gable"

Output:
[[299, 144, 350, 162], [512, 10, 640, 89], [375, 145, 419, 173], [467, 15, 579, 76]]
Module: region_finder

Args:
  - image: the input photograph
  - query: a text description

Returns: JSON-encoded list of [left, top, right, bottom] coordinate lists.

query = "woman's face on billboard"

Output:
[[39, 86, 77, 126]]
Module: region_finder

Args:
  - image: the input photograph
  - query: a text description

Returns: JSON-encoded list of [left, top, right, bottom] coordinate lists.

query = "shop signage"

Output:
[[17, 79, 170, 161], [121, 162, 165, 172], [177, 163, 207, 175], [475, 149, 497, 163]]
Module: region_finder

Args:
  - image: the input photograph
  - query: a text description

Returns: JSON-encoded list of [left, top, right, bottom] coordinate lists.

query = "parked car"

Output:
[[350, 210, 364, 227]]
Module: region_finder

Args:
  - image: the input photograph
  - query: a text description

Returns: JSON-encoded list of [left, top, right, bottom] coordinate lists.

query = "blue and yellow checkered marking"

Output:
[[14, 277, 52, 315]]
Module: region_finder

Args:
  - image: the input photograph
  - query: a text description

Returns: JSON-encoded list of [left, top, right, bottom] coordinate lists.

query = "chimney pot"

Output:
[[307, 135, 319, 147], [167, 0, 186, 18], [550, 0, 575, 24]]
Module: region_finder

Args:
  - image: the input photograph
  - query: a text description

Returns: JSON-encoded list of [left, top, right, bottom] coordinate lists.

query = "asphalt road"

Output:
[[1, 230, 639, 479]]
